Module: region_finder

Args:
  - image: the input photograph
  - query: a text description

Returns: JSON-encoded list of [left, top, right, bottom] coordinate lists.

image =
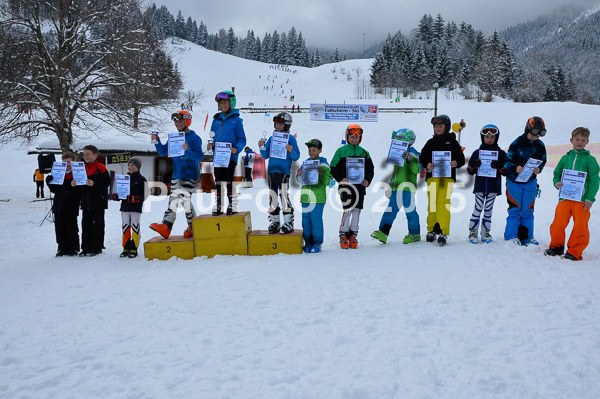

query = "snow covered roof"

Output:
[[29, 139, 157, 155]]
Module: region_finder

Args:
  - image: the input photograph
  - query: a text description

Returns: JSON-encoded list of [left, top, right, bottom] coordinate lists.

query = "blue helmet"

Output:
[[480, 124, 500, 144]]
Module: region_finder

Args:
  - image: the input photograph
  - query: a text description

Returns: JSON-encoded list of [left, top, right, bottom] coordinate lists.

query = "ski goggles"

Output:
[[481, 127, 499, 135], [215, 92, 235, 102], [431, 117, 445, 125], [171, 113, 190, 121], [347, 128, 362, 136], [529, 128, 546, 137], [273, 116, 287, 124]]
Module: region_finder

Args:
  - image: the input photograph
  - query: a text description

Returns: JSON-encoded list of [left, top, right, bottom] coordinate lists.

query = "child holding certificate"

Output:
[[330, 124, 375, 249], [46, 152, 81, 257], [111, 157, 147, 258], [150, 110, 204, 239], [545, 127, 599, 260], [466, 124, 507, 243], [503, 116, 547, 246], [258, 112, 300, 234], [207, 91, 247, 216], [296, 139, 332, 253], [371, 128, 422, 245], [420, 115, 465, 246], [79, 145, 111, 256]]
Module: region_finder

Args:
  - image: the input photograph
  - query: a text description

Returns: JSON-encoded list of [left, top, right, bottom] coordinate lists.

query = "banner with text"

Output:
[[310, 104, 378, 122]]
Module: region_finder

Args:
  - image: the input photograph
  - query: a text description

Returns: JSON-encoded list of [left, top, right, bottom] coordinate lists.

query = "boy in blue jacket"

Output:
[[503, 116, 547, 245], [150, 110, 204, 239], [466, 124, 507, 243], [258, 112, 300, 233], [207, 90, 247, 215]]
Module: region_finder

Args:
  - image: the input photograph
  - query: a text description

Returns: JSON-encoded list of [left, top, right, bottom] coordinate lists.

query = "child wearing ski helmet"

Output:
[[150, 110, 204, 239], [503, 116, 547, 245], [296, 138, 333, 253], [466, 124, 507, 244], [330, 124, 375, 249], [258, 112, 300, 233], [420, 115, 465, 246], [371, 128, 422, 245], [208, 90, 247, 215]]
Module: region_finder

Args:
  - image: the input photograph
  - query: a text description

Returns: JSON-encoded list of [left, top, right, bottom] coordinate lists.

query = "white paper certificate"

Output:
[[346, 158, 365, 184], [387, 140, 409, 166], [515, 158, 543, 183], [213, 142, 232, 168], [49, 162, 67, 185], [559, 169, 587, 202], [71, 162, 88, 186], [270, 132, 289, 160], [115, 174, 130, 200], [477, 150, 499, 178], [432, 151, 451, 178], [168, 132, 185, 157], [301, 160, 320, 185]]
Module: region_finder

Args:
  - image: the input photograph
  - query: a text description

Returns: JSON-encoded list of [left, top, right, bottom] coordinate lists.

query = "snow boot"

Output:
[[544, 246, 564, 257], [402, 234, 421, 244], [562, 252, 580, 261], [281, 212, 294, 234], [481, 229, 492, 243], [268, 213, 281, 234], [339, 236, 350, 249], [371, 230, 388, 244], [469, 229, 479, 244], [437, 234, 447, 246], [150, 221, 172, 239]]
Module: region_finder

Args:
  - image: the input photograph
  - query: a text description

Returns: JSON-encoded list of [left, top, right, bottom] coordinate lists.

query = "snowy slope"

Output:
[[1, 39, 600, 399]]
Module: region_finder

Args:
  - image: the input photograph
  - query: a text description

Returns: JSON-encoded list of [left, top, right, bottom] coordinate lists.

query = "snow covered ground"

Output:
[[1, 40, 600, 398]]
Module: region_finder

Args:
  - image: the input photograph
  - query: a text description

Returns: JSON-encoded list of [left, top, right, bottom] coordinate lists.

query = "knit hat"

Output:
[[128, 156, 142, 170]]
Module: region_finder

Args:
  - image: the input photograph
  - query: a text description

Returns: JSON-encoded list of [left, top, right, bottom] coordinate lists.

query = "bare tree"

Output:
[[181, 89, 205, 112], [0, 0, 180, 151]]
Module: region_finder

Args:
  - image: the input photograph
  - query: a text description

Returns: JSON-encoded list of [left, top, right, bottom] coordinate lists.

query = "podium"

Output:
[[144, 235, 195, 260], [248, 230, 303, 255]]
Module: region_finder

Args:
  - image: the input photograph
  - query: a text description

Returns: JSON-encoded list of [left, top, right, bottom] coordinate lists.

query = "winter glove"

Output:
[[490, 160, 500, 169], [402, 151, 413, 162], [328, 179, 336, 188], [470, 159, 482, 168], [110, 193, 119, 201], [128, 195, 141, 204]]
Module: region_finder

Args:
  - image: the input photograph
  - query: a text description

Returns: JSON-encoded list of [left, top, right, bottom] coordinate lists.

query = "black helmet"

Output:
[[431, 114, 451, 134], [273, 112, 292, 132], [524, 116, 546, 137]]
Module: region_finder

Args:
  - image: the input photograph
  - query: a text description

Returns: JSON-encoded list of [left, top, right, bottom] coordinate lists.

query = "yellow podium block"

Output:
[[144, 235, 195, 260], [247, 230, 303, 256], [192, 211, 252, 257]]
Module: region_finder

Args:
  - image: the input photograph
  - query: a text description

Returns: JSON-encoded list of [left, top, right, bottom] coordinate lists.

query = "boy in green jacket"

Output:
[[545, 127, 600, 260], [296, 139, 333, 253], [372, 128, 422, 244]]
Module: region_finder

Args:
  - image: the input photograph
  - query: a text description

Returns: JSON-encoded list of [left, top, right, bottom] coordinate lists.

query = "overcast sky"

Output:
[[152, 0, 599, 51]]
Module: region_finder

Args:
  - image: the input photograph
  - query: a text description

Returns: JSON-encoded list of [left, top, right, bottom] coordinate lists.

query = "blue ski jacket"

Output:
[[504, 133, 546, 183], [155, 128, 204, 180], [210, 109, 247, 164], [260, 132, 300, 175]]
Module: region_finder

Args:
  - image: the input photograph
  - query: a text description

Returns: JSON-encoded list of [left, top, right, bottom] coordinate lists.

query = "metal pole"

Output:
[[433, 83, 439, 116]]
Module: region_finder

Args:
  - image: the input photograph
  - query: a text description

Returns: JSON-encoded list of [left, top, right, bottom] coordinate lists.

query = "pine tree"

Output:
[[174, 10, 185, 39], [226, 27, 236, 54]]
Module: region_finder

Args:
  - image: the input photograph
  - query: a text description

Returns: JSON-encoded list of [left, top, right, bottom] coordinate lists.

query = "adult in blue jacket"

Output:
[[150, 110, 204, 239], [208, 90, 247, 215], [258, 112, 300, 234]]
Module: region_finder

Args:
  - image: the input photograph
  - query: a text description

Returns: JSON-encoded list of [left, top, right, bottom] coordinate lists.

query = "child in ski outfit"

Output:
[[371, 128, 422, 244], [258, 112, 300, 234], [503, 116, 547, 245], [296, 139, 333, 253], [545, 127, 599, 260], [466, 124, 507, 243], [150, 110, 204, 239], [420, 115, 465, 246], [46, 151, 81, 257], [111, 157, 147, 258], [330, 124, 375, 249], [242, 147, 255, 187]]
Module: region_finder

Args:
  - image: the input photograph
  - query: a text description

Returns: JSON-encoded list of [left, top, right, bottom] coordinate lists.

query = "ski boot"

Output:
[[544, 247, 563, 257], [310, 244, 321, 253], [480, 229, 492, 243], [183, 226, 193, 238], [303, 245, 312, 253], [268, 213, 281, 234], [150, 221, 172, 239], [426, 231, 437, 242], [128, 249, 138, 258], [348, 235, 358, 249], [281, 213, 294, 234], [119, 250, 129, 258], [371, 230, 388, 244], [437, 234, 447, 246], [468, 229, 479, 244], [562, 252, 580, 261], [402, 234, 420, 244], [339, 236, 350, 249]]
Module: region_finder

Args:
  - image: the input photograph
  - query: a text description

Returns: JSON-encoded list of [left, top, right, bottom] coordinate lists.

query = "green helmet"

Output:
[[392, 128, 416, 146], [215, 90, 236, 110]]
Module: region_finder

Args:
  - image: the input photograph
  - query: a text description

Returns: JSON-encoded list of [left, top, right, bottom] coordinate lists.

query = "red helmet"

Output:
[[172, 110, 192, 127], [345, 123, 363, 143]]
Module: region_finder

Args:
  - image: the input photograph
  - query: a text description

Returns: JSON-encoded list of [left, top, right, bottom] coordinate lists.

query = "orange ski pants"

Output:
[[549, 200, 590, 260]]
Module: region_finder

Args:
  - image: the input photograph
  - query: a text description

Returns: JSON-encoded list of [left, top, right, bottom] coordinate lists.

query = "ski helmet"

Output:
[[392, 128, 416, 146], [524, 116, 546, 137], [480, 124, 500, 144], [431, 114, 451, 134], [345, 123, 363, 143], [171, 110, 192, 127], [215, 90, 236, 110], [273, 112, 292, 132]]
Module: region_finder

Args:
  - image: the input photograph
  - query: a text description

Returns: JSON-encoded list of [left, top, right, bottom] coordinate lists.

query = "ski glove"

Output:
[[402, 151, 412, 162], [470, 159, 482, 168], [490, 160, 500, 169]]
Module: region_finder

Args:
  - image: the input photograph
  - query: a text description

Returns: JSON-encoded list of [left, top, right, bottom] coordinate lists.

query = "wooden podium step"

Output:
[[144, 235, 195, 260], [192, 211, 252, 257], [247, 230, 303, 255]]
